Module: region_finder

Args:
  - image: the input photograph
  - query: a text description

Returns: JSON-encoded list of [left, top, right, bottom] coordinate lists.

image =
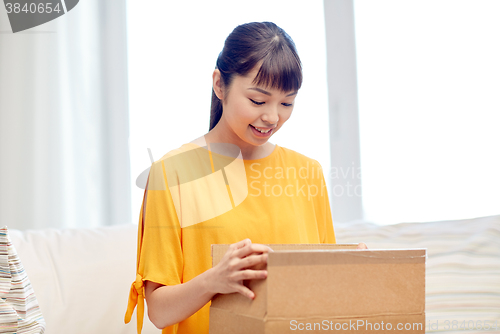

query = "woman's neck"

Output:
[[199, 128, 274, 161]]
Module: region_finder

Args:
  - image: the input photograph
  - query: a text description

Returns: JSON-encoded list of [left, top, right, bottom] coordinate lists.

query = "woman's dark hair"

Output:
[[209, 22, 303, 131]]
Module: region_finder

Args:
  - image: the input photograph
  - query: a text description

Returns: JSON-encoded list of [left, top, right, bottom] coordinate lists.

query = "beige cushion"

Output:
[[335, 215, 500, 328], [8, 224, 158, 334]]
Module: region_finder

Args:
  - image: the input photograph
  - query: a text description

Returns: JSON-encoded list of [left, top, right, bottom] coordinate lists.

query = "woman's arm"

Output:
[[144, 238, 272, 329], [144, 271, 213, 329]]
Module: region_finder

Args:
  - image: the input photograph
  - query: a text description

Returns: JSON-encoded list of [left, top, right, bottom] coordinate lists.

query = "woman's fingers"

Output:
[[233, 252, 268, 270], [236, 284, 255, 300], [246, 253, 268, 268], [234, 242, 273, 259], [231, 268, 268, 281], [215, 239, 273, 299], [357, 242, 368, 249], [231, 238, 251, 250], [229, 269, 268, 299]]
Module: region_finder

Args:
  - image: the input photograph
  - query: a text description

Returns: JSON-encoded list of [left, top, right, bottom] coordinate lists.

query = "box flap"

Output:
[[266, 249, 426, 319], [211, 243, 358, 267], [210, 243, 359, 320]]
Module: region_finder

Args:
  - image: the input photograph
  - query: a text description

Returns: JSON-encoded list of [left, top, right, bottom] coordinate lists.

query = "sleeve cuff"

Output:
[[124, 274, 145, 334]]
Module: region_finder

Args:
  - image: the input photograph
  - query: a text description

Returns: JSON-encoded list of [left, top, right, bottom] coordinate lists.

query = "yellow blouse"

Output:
[[124, 143, 336, 334]]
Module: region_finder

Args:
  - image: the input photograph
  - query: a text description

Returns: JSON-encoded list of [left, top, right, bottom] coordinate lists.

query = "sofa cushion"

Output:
[[8, 224, 158, 334], [335, 215, 500, 332]]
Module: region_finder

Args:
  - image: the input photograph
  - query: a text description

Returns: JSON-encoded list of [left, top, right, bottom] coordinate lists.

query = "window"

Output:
[[354, 0, 500, 224]]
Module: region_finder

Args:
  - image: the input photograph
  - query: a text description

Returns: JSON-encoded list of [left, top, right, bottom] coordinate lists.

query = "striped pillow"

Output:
[[0, 226, 45, 334], [335, 215, 500, 334]]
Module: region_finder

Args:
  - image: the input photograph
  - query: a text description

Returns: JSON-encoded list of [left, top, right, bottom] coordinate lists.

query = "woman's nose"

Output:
[[261, 106, 279, 124]]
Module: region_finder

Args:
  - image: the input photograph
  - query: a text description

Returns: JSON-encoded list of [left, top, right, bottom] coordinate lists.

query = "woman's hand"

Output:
[[206, 238, 272, 300], [356, 242, 368, 249]]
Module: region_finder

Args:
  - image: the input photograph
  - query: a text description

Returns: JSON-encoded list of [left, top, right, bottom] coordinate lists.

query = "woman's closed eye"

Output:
[[250, 99, 293, 107], [250, 99, 264, 105]]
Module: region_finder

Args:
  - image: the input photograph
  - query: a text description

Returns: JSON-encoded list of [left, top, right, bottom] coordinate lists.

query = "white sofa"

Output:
[[8, 215, 500, 334], [9, 224, 159, 334]]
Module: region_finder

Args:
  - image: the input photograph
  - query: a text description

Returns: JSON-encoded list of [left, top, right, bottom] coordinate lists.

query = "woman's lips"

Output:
[[250, 124, 273, 137]]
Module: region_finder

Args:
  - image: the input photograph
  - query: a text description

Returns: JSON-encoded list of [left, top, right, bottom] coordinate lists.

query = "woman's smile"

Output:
[[249, 124, 274, 137]]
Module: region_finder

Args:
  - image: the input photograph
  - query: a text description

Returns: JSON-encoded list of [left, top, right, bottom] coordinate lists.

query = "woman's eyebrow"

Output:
[[248, 87, 298, 97]]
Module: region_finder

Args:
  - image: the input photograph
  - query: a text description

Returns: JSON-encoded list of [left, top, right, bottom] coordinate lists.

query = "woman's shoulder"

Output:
[[146, 141, 208, 190], [274, 145, 323, 168], [154, 141, 201, 164]]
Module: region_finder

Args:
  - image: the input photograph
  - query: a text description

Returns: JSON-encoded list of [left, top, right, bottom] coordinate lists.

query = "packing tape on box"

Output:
[[311, 249, 428, 260], [268, 249, 427, 266], [263, 311, 425, 322]]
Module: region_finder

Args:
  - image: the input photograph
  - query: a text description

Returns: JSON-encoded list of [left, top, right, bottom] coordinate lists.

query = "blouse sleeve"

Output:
[[124, 159, 183, 334], [313, 159, 336, 244]]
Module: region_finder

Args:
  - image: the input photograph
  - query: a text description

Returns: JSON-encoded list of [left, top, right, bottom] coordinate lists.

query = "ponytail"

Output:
[[209, 88, 223, 131]]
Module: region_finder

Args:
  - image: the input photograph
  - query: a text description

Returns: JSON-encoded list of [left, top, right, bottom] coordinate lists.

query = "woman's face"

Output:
[[212, 66, 298, 148]]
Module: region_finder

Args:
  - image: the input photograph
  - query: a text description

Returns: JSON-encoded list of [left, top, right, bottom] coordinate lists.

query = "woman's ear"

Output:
[[212, 69, 224, 101]]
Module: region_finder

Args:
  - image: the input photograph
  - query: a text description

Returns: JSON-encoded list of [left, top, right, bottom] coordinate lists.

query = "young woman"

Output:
[[125, 21, 364, 334]]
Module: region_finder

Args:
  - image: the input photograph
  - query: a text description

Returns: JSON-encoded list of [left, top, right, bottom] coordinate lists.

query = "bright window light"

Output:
[[354, 0, 500, 224]]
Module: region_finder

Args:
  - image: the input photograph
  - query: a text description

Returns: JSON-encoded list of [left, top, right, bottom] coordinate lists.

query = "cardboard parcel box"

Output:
[[210, 244, 426, 334]]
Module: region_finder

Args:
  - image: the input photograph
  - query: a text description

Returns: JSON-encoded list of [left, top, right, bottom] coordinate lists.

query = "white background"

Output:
[[355, 0, 500, 224]]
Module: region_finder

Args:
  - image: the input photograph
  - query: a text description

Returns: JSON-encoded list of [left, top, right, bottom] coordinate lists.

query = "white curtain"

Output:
[[0, 0, 131, 229]]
